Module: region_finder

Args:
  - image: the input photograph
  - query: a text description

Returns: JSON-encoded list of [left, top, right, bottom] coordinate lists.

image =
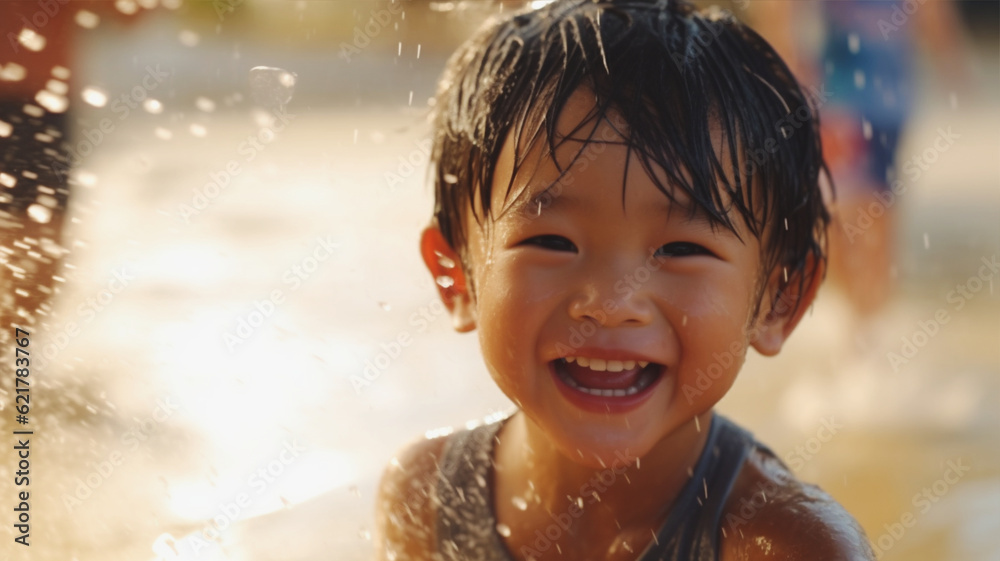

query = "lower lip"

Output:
[[549, 361, 664, 414]]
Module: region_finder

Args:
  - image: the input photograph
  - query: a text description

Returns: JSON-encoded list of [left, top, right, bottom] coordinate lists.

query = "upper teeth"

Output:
[[564, 357, 649, 372]]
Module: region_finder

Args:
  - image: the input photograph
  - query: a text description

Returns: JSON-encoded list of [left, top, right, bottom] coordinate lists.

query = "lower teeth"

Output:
[[557, 362, 657, 397]]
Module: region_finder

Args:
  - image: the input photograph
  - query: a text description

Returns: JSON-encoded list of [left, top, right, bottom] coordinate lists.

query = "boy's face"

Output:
[[425, 89, 807, 467]]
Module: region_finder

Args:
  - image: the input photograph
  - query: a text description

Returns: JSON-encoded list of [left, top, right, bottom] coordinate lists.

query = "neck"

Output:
[[494, 409, 714, 539]]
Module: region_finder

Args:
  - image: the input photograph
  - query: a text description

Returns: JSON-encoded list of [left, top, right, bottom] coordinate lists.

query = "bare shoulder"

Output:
[[719, 446, 875, 561], [373, 432, 451, 561]]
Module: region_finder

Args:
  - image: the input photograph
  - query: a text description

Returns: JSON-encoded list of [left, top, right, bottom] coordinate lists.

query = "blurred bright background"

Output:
[[0, 1, 997, 560]]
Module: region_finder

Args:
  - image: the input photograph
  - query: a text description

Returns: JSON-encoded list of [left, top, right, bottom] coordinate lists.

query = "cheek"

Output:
[[664, 280, 754, 408]]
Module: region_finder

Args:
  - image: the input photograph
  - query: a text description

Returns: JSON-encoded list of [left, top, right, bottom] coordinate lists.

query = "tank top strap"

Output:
[[637, 414, 756, 561], [434, 418, 515, 561], [434, 413, 756, 561]]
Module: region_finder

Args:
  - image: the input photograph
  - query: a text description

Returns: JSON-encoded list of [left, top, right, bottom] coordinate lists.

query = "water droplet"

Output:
[[495, 522, 512, 537], [443, 173, 458, 184], [682, 315, 687, 326], [18, 28, 46, 52], [0, 63, 26, 81], [784, 217, 789, 230], [949, 92, 958, 110], [195, 96, 216, 112], [430, 2, 456, 12], [923, 233, 929, 249], [378, 301, 391, 311], [154, 127, 173, 140], [162, 0, 182, 9], [76, 171, 98, 187], [417, 44, 422, 59], [189, 124, 207, 137], [51, 66, 70, 80], [847, 33, 860, 54], [35, 90, 68, 113], [27, 204, 52, 224], [249, 66, 297, 111], [179, 29, 200, 47], [353, 129, 358, 144], [143, 98, 164, 114], [46, 79, 67, 95], [436, 253, 455, 269], [138, 0, 158, 8], [694, 416, 701, 432], [862, 119, 873, 140], [75, 10, 101, 29], [0, 172, 16, 187], [0, 121, 11, 138], [435, 275, 455, 288], [512, 496, 528, 510], [408, 90, 413, 106], [82, 87, 109, 108], [358, 527, 371, 540], [115, 0, 139, 14], [853, 69, 865, 89]]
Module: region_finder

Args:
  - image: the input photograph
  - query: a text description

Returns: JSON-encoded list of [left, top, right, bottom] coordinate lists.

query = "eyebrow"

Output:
[[506, 181, 720, 230]]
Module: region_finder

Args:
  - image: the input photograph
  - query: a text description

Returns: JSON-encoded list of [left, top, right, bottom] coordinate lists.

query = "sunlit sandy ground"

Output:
[[1, 15, 998, 561]]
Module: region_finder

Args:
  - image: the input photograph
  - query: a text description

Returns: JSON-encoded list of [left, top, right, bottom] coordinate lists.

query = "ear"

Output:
[[749, 256, 824, 356], [419, 225, 477, 333]]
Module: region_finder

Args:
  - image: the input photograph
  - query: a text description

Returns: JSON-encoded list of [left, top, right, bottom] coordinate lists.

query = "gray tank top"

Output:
[[434, 412, 757, 561]]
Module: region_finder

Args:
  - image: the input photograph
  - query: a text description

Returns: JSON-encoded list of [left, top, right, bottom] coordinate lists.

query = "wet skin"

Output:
[[375, 89, 873, 560]]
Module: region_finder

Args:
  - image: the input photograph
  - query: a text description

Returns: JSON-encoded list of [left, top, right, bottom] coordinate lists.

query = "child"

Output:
[[375, 1, 874, 559]]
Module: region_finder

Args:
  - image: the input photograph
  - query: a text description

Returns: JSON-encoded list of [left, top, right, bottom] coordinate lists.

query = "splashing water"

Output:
[[249, 66, 298, 114], [75, 10, 101, 29], [0, 63, 27, 81], [143, 98, 164, 114], [18, 28, 46, 52], [82, 87, 109, 108]]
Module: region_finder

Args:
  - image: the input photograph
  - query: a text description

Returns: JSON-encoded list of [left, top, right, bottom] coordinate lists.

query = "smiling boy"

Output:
[[374, 1, 874, 559]]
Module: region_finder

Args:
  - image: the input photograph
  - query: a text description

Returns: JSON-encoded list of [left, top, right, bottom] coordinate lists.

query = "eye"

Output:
[[655, 242, 713, 258], [521, 235, 577, 252]]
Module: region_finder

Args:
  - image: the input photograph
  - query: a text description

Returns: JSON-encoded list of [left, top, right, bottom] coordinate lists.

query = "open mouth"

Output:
[[551, 357, 664, 398]]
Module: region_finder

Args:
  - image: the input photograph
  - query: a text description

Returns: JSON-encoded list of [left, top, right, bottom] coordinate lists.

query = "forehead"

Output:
[[481, 87, 747, 229]]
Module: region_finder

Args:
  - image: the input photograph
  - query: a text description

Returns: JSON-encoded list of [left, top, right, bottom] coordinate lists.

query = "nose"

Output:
[[567, 265, 655, 328]]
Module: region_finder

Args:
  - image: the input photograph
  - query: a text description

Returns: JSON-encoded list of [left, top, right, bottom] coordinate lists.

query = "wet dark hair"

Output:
[[428, 0, 831, 319]]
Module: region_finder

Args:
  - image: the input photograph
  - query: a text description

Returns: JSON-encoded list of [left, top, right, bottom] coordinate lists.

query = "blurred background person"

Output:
[[746, 0, 972, 337]]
